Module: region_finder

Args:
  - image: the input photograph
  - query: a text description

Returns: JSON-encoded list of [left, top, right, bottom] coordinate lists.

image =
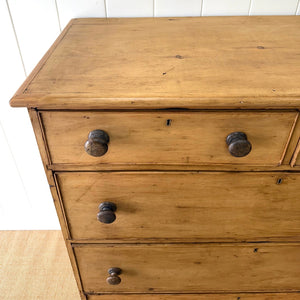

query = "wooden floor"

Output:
[[0, 230, 80, 299]]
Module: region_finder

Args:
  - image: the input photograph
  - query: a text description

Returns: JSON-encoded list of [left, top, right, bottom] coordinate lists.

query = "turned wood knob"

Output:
[[226, 132, 252, 157], [106, 267, 122, 285], [84, 129, 109, 157], [97, 202, 117, 224]]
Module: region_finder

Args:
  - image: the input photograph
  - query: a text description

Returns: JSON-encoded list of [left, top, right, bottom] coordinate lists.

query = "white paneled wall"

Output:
[[250, 0, 299, 15], [1, 0, 300, 229], [7, 0, 61, 74], [202, 0, 251, 16], [155, 0, 202, 17], [107, 0, 153, 17], [56, 0, 106, 29], [0, 0, 59, 229]]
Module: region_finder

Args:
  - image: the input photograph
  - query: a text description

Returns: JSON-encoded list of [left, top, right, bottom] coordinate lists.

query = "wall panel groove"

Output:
[[296, 0, 300, 14], [104, 0, 108, 17], [54, 0, 62, 32], [247, 0, 253, 15], [56, 0, 106, 29], [5, 0, 26, 77]]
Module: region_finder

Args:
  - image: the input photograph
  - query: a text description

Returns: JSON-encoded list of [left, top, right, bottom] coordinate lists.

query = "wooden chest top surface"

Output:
[[10, 16, 300, 109]]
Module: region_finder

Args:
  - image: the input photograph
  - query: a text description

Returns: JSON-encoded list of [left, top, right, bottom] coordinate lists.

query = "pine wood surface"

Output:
[[291, 138, 300, 167], [8, 16, 300, 298], [10, 16, 300, 109], [48, 163, 300, 172], [88, 294, 300, 300], [283, 112, 300, 166], [27, 108, 54, 185], [74, 243, 300, 293], [41, 111, 297, 166], [57, 172, 300, 242], [0, 231, 80, 300]]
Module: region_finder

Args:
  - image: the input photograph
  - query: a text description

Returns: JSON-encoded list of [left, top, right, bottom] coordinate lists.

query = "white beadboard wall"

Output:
[[1, 0, 300, 230]]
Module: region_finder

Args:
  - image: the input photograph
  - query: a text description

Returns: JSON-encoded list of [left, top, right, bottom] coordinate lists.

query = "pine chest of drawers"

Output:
[[10, 17, 300, 299]]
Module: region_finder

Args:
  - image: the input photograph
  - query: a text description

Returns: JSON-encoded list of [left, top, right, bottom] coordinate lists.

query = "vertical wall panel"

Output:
[[0, 0, 59, 229], [0, 0, 29, 229], [297, 0, 300, 14], [0, 122, 33, 229], [202, 0, 250, 16], [155, 0, 202, 17], [56, 0, 106, 29], [107, 0, 153, 17], [1, 106, 60, 229], [0, 1, 25, 91], [7, 0, 61, 75], [250, 0, 298, 15]]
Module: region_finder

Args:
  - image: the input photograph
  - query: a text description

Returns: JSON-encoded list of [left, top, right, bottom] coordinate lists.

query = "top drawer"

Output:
[[41, 111, 297, 166]]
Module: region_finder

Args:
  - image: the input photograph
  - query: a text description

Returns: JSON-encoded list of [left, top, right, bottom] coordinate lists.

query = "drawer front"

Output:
[[42, 111, 296, 166], [74, 243, 300, 293], [87, 294, 300, 300], [57, 172, 300, 241]]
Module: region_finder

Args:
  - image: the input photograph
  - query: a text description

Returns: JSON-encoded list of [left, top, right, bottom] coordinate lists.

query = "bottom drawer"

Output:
[[74, 243, 300, 294], [87, 294, 300, 300]]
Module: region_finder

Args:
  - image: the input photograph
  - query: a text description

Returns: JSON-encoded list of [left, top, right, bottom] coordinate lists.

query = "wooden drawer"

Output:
[[41, 111, 297, 166], [87, 294, 300, 300], [74, 243, 300, 293], [57, 172, 300, 242]]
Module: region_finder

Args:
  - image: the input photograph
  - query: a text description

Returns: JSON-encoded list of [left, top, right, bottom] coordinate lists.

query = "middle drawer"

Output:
[[57, 172, 300, 241]]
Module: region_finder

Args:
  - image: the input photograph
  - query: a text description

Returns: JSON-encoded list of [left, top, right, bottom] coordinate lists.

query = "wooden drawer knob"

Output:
[[106, 267, 122, 285], [97, 202, 117, 224], [84, 129, 109, 157], [226, 132, 252, 157]]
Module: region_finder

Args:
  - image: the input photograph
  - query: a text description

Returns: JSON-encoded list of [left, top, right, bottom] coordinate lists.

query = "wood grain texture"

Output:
[[0, 231, 80, 299], [286, 113, 300, 167], [74, 243, 300, 293], [282, 112, 299, 166], [291, 138, 300, 167], [11, 19, 74, 103], [57, 172, 300, 242], [27, 108, 54, 185], [47, 163, 300, 172], [296, 147, 300, 166], [9, 15, 300, 299], [88, 294, 300, 300], [9, 16, 300, 109], [27, 109, 71, 238], [41, 111, 296, 166], [64, 236, 87, 300]]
